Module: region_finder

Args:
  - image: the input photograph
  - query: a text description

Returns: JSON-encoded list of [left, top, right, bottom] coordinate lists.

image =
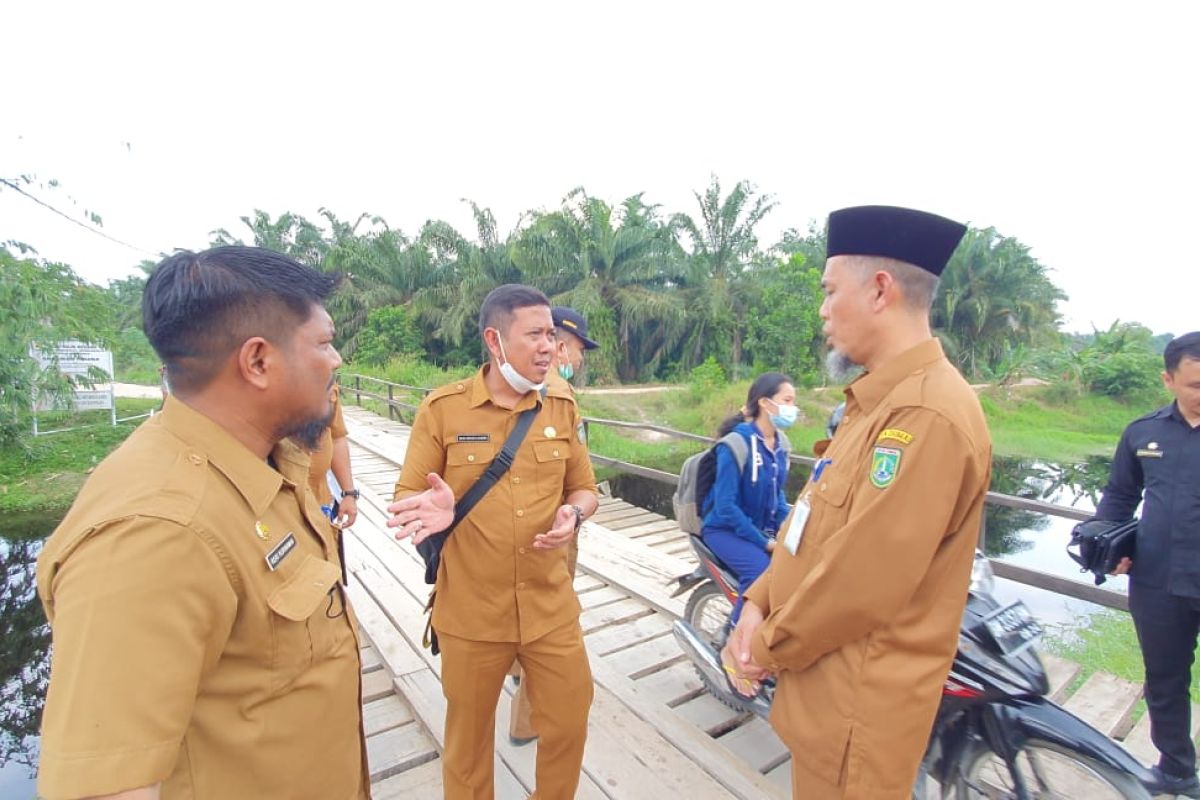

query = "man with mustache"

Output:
[[387, 283, 599, 799], [37, 246, 368, 800], [725, 206, 993, 798]]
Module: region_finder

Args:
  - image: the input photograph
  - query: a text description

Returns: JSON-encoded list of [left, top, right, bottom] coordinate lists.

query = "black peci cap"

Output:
[[551, 306, 600, 350], [826, 205, 967, 276]]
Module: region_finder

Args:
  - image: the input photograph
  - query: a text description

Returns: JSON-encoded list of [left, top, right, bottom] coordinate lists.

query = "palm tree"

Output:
[[514, 189, 684, 382], [670, 176, 777, 378], [933, 227, 1065, 378]]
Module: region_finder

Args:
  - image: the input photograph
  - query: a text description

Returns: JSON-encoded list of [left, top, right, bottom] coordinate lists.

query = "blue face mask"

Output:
[[769, 403, 799, 430], [558, 363, 575, 381]]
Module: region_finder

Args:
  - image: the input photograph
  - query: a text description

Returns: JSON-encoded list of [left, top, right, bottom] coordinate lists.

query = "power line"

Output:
[[0, 177, 159, 257]]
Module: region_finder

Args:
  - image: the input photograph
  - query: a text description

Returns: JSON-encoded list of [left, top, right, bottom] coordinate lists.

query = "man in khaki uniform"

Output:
[[36, 246, 369, 800], [388, 284, 599, 799], [507, 305, 601, 745], [307, 386, 360, 528], [726, 206, 992, 799]]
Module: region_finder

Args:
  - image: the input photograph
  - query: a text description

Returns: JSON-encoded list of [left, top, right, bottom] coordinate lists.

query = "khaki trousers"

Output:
[[510, 539, 580, 740], [440, 617, 593, 800], [790, 751, 846, 799]]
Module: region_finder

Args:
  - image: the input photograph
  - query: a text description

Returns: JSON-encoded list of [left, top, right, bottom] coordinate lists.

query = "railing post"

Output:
[[388, 385, 396, 421], [354, 375, 362, 407]]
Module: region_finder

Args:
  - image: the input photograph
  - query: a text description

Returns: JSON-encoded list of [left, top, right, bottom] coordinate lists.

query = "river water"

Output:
[[0, 456, 1118, 796]]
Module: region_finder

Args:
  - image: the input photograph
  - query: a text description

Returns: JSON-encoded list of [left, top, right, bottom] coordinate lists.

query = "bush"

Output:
[[353, 306, 423, 367], [1082, 351, 1161, 397], [688, 356, 726, 397]]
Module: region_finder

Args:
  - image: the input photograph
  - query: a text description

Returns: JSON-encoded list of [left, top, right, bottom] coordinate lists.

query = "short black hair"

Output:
[[1164, 332, 1200, 373], [478, 284, 551, 338], [143, 246, 338, 393]]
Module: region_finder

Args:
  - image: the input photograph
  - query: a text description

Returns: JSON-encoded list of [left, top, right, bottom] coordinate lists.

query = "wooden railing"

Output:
[[340, 372, 1127, 612]]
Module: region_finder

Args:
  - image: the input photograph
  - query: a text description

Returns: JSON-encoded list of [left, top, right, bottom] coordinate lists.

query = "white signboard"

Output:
[[31, 341, 114, 378], [30, 341, 116, 415]]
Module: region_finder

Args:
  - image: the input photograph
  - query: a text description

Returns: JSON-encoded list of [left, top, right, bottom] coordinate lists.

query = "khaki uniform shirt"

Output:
[[36, 396, 369, 800], [394, 365, 597, 644], [308, 388, 348, 506], [745, 339, 992, 796]]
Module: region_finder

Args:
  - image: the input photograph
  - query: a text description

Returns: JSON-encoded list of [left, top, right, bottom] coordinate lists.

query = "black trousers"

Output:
[[1129, 582, 1200, 777]]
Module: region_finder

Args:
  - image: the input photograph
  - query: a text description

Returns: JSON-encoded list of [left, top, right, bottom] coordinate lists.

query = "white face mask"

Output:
[[494, 332, 545, 395]]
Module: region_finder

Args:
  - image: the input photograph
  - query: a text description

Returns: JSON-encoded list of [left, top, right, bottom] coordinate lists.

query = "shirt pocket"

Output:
[[532, 438, 569, 493], [266, 554, 341, 690], [446, 441, 495, 481], [807, 469, 853, 546]]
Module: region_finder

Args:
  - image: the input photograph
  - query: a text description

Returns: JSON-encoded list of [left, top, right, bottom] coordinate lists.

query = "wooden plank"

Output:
[[765, 759, 793, 791], [366, 720, 439, 781], [372, 757, 444, 799], [1040, 653, 1082, 703], [587, 653, 783, 798], [363, 694, 415, 736], [592, 506, 659, 525], [573, 573, 605, 593], [1120, 701, 1200, 767], [578, 585, 629, 610], [362, 668, 394, 703], [347, 579, 428, 677], [672, 693, 749, 735], [585, 612, 674, 657], [603, 633, 686, 680], [360, 643, 383, 674], [577, 523, 690, 618], [716, 717, 789, 773], [620, 519, 684, 538], [580, 597, 655, 634], [1062, 671, 1143, 738], [633, 661, 704, 708]]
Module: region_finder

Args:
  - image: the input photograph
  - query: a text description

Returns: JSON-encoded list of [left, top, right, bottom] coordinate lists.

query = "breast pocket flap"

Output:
[[533, 439, 569, 463], [267, 555, 339, 621], [446, 441, 496, 467]]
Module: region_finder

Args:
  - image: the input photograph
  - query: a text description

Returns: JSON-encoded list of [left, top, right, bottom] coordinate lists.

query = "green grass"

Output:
[[0, 398, 160, 516], [1042, 607, 1200, 721]]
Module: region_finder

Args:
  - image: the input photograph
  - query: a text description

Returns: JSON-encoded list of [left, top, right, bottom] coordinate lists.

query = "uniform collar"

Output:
[[845, 338, 946, 414], [467, 364, 544, 412], [158, 395, 302, 517]]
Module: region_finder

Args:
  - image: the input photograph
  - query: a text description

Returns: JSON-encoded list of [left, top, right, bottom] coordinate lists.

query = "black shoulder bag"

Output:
[[1066, 517, 1138, 585], [417, 402, 539, 653]]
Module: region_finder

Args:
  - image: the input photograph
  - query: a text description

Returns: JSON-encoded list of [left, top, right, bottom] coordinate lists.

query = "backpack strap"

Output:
[[718, 430, 750, 472]]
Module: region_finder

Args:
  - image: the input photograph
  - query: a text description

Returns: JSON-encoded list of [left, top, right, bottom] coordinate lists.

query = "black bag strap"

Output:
[[445, 401, 540, 535]]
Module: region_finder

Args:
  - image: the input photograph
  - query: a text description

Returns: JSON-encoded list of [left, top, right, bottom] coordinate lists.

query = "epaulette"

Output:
[[425, 379, 472, 404], [544, 381, 577, 404]]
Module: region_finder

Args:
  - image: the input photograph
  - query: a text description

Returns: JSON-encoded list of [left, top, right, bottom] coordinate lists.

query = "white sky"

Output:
[[2, 1, 1196, 336]]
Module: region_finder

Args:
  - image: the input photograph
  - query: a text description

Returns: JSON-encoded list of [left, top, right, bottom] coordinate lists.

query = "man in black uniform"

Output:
[[1096, 331, 1200, 798]]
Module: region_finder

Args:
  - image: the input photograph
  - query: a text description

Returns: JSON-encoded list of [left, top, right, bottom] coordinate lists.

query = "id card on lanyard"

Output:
[[780, 493, 811, 555]]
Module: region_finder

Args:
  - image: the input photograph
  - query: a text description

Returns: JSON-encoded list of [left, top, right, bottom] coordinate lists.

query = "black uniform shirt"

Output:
[[1096, 402, 1200, 596]]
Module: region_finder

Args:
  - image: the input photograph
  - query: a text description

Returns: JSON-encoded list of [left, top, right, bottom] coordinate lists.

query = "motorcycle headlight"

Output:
[[969, 551, 995, 596]]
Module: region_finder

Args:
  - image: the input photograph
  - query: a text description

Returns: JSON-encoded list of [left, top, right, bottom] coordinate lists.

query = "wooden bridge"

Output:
[[343, 404, 1189, 798]]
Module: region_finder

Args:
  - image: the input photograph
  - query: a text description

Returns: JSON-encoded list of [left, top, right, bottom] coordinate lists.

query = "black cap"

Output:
[[552, 306, 600, 350], [826, 205, 967, 276]]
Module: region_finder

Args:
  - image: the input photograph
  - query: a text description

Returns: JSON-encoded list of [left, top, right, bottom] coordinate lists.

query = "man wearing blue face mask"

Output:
[[550, 306, 600, 390], [701, 372, 796, 623]]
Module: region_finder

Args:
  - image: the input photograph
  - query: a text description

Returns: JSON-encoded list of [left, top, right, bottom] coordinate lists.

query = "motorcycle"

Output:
[[671, 538, 1156, 799]]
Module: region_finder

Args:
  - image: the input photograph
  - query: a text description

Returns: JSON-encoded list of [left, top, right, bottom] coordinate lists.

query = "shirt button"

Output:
[[517, 582, 526, 590], [516, 509, 525, 518], [467, 454, 476, 463], [456, 383, 464, 391], [552, 449, 560, 458], [512, 476, 521, 484], [519, 547, 527, 554], [821, 484, 828, 491], [188, 454, 203, 465]]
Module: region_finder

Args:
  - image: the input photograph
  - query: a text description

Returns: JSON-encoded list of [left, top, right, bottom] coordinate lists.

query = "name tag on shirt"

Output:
[[781, 495, 811, 555], [266, 533, 298, 571]]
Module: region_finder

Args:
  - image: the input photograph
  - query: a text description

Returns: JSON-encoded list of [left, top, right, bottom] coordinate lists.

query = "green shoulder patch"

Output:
[[869, 446, 902, 489]]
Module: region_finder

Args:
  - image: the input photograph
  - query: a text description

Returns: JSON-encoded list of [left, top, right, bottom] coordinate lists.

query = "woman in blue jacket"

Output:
[[701, 372, 796, 623]]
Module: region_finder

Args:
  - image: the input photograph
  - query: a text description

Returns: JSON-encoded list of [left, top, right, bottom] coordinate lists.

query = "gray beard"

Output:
[[825, 350, 864, 384]]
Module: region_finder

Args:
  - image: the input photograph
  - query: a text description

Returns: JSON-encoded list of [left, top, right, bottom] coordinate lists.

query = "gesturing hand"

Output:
[[533, 504, 578, 550], [386, 473, 456, 544]]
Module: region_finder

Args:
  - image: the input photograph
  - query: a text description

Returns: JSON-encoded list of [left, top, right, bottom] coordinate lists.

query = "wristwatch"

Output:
[[341, 488, 361, 499], [570, 504, 585, 532]]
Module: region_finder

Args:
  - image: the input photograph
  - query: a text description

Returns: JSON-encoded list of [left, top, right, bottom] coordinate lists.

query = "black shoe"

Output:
[[1145, 766, 1200, 798], [508, 734, 537, 747]]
